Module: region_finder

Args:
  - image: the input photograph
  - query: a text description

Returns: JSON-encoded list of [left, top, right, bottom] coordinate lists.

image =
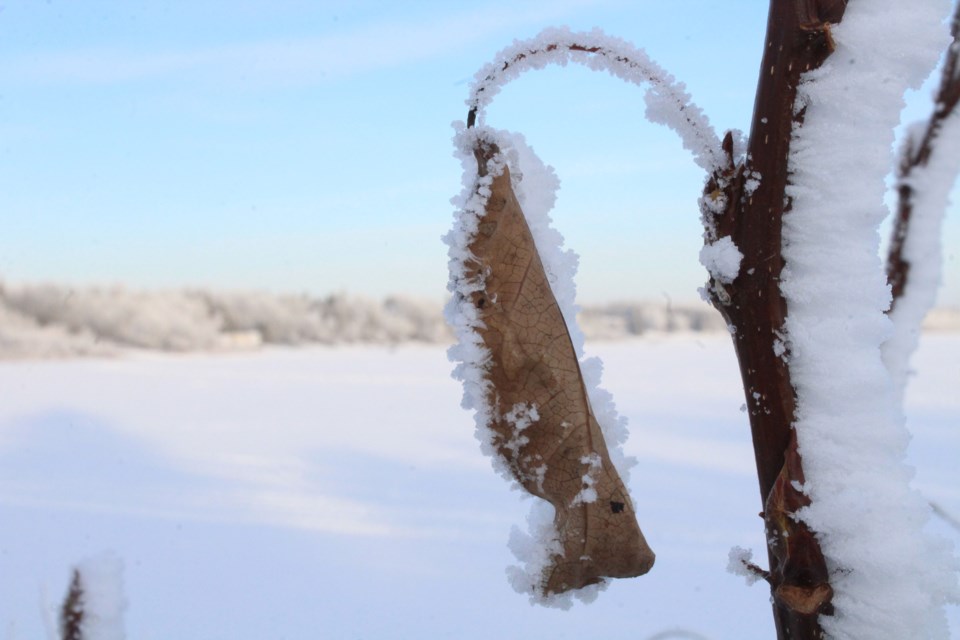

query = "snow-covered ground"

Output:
[[0, 334, 956, 639]]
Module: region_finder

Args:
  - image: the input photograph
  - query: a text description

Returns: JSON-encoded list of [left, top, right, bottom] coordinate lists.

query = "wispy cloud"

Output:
[[1, 0, 605, 87]]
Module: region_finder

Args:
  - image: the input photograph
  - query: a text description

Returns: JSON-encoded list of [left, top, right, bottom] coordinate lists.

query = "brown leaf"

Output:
[[465, 141, 654, 595]]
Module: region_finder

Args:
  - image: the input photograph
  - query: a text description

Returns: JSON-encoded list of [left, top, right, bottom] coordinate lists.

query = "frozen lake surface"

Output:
[[0, 335, 957, 639]]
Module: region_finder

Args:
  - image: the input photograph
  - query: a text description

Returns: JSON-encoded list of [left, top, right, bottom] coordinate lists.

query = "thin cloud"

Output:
[[1, 0, 606, 88]]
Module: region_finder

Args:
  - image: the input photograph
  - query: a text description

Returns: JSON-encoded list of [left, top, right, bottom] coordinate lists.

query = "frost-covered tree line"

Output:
[[0, 280, 812, 358], [444, 1, 960, 638], [0, 282, 450, 356]]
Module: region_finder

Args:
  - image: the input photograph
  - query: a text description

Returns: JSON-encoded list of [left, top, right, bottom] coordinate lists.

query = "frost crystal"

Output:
[[466, 27, 723, 172], [700, 190, 728, 215], [727, 547, 763, 586], [505, 502, 608, 609], [772, 338, 787, 359], [699, 237, 743, 284], [502, 403, 539, 460], [571, 453, 602, 505]]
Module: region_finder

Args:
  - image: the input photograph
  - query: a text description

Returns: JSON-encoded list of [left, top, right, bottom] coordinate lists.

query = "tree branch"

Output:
[[465, 28, 725, 172], [700, 2, 845, 637], [887, 0, 960, 305]]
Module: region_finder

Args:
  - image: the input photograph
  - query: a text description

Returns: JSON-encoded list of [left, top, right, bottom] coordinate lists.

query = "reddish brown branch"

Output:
[[887, 0, 960, 305], [702, 1, 845, 638]]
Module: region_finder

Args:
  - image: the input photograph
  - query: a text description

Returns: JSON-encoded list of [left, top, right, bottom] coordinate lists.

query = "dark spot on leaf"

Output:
[[477, 297, 485, 308], [610, 501, 625, 514], [487, 197, 507, 213], [479, 221, 498, 236]]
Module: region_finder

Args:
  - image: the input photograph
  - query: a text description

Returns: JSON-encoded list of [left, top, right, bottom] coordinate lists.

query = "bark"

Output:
[[702, 1, 845, 638]]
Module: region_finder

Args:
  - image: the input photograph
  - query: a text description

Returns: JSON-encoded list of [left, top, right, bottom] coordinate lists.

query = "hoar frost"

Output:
[[727, 546, 763, 586], [780, 2, 959, 638], [501, 402, 539, 459], [883, 109, 960, 402], [505, 502, 607, 610], [502, 403, 548, 491], [743, 169, 762, 196], [571, 453, 602, 505], [699, 236, 743, 284], [467, 27, 724, 173]]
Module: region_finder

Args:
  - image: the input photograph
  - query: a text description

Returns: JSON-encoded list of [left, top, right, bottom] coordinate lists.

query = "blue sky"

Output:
[[0, 0, 957, 305]]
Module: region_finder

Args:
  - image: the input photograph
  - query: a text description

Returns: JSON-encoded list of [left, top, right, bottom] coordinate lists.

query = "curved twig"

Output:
[[464, 27, 724, 173]]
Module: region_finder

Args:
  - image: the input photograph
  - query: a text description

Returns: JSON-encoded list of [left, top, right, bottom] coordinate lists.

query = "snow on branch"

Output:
[[884, 0, 960, 399], [726, 546, 768, 587], [465, 27, 724, 173], [781, 2, 959, 637]]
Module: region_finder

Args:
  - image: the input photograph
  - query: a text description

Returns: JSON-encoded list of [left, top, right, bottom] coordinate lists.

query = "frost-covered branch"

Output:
[[465, 27, 724, 172], [726, 546, 770, 586], [701, 2, 959, 638], [884, 0, 960, 398], [697, 4, 843, 634], [778, 1, 959, 638]]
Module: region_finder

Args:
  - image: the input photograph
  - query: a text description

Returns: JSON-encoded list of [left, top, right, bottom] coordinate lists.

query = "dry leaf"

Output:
[[464, 141, 655, 595]]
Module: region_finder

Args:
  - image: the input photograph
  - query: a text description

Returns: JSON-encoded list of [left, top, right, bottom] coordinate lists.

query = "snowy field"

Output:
[[0, 334, 956, 639]]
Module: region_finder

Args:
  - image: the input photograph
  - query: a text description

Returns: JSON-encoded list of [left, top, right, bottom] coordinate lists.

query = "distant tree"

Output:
[[57, 554, 126, 640], [445, 1, 960, 638], [60, 570, 85, 640]]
